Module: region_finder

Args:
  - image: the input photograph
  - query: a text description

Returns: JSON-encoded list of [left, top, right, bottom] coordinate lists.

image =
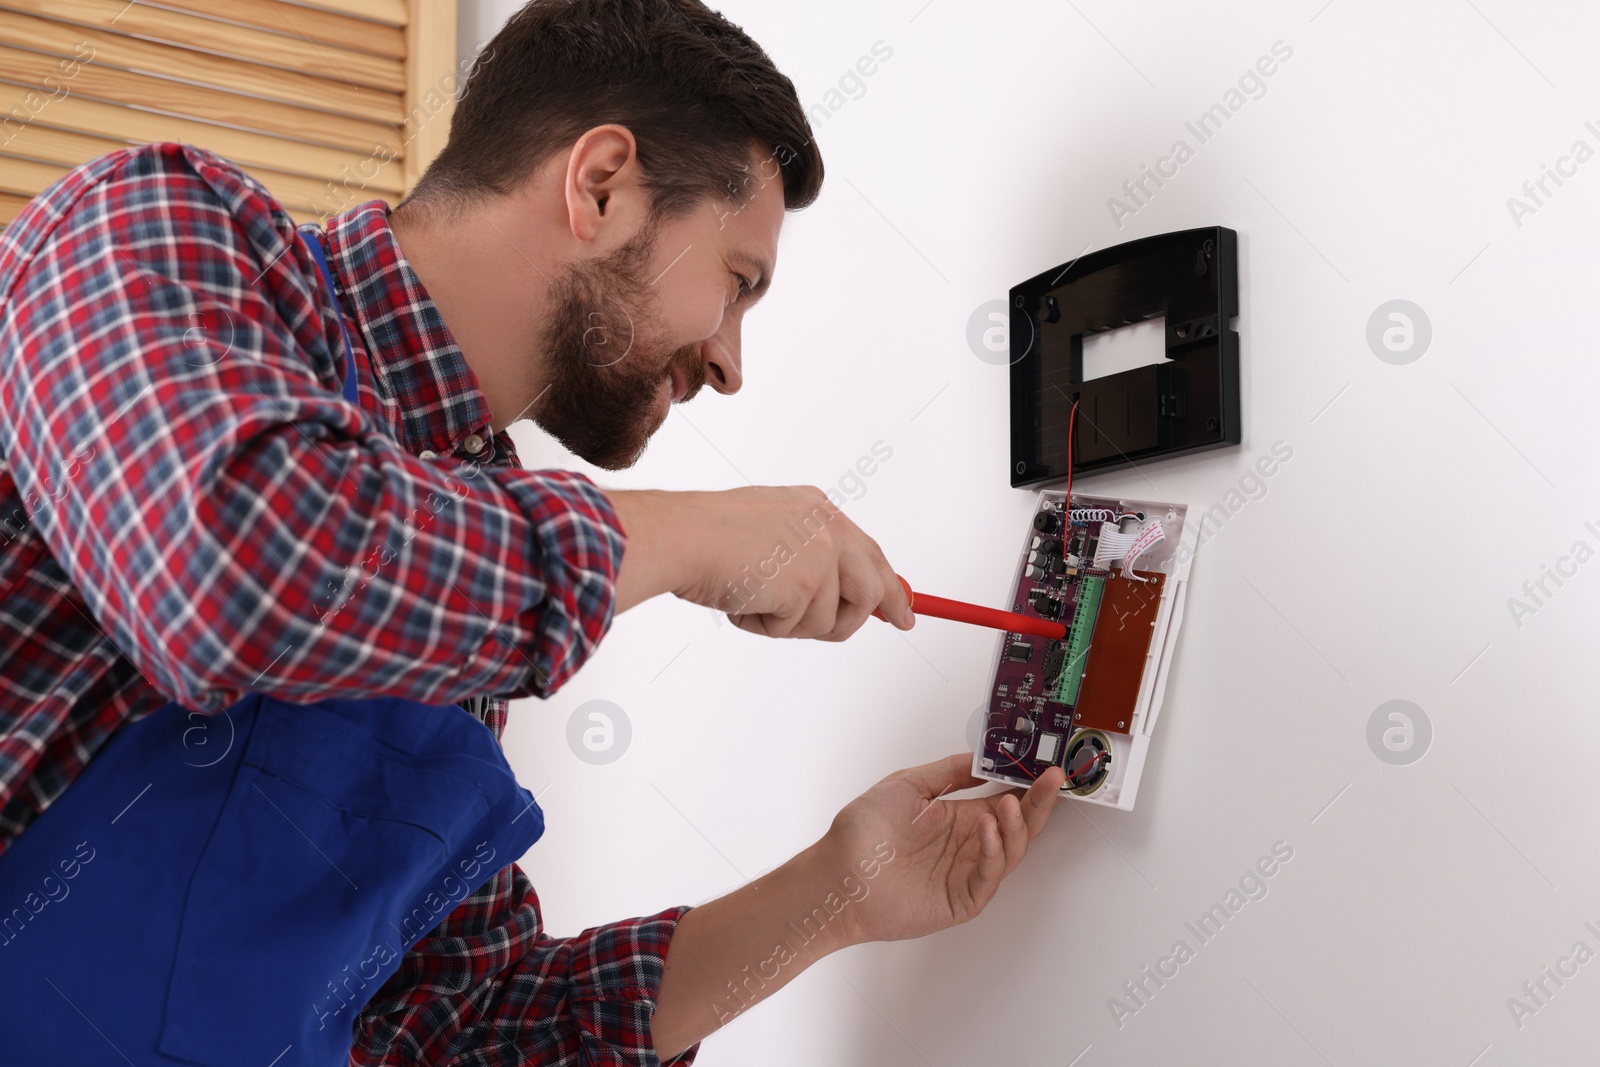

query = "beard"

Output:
[[532, 223, 706, 470]]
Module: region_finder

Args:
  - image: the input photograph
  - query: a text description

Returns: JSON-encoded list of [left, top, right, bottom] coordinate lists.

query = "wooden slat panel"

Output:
[[0, 139, 398, 223], [0, 189, 33, 224], [283, 0, 407, 28], [143, 0, 405, 59], [0, 121, 125, 171], [0, 11, 402, 123], [0, 0, 444, 232], [401, 0, 454, 190], [0, 43, 401, 156], [2, 0, 404, 92], [247, 163, 401, 218], [0, 153, 68, 199], [0, 88, 406, 194]]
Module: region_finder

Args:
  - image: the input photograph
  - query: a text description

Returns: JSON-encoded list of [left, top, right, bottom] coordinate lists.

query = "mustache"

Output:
[[670, 345, 707, 403]]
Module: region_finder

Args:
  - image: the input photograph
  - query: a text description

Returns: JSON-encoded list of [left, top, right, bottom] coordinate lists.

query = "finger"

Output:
[[1021, 766, 1066, 838], [825, 567, 881, 642], [869, 542, 913, 629], [820, 595, 873, 642], [990, 770, 1063, 838], [733, 561, 822, 639], [890, 752, 986, 798], [850, 533, 910, 631], [728, 611, 775, 638], [967, 812, 1005, 913], [788, 567, 839, 639], [995, 792, 1029, 876], [730, 608, 811, 640]]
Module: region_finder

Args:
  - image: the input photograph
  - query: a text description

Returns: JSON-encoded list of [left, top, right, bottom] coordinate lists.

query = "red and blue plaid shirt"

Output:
[[0, 142, 694, 1066]]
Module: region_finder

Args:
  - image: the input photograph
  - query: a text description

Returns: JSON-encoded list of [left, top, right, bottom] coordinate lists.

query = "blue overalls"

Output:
[[0, 227, 545, 1066]]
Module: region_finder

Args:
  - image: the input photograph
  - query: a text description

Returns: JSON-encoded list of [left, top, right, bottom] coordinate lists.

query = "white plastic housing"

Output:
[[970, 489, 1196, 811]]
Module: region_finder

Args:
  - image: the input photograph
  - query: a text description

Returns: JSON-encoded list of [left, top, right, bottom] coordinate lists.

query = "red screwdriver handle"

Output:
[[873, 574, 1067, 641]]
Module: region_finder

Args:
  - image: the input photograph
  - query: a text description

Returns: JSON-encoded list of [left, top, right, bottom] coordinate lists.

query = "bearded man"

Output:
[[0, 2, 1063, 1063]]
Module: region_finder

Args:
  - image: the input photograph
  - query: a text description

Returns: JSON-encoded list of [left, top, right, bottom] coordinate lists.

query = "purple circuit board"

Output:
[[977, 505, 1115, 795]]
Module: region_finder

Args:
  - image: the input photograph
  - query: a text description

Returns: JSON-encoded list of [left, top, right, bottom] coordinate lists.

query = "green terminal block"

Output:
[[1054, 576, 1104, 705]]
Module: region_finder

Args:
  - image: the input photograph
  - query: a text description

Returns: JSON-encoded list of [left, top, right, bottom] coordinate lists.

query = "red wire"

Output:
[[1064, 395, 1080, 536], [989, 397, 1096, 792], [997, 740, 1106, 787], [997, 747, 1037, 780]]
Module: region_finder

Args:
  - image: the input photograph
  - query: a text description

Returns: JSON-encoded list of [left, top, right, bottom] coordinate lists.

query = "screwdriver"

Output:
[[873, 575, 1067, 641]]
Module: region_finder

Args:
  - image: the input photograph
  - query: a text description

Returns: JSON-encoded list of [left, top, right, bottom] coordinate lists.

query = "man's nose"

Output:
[[702, 328, 742, 395]]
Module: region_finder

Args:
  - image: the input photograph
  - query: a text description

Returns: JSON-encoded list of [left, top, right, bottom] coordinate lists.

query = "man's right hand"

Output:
[[605, 486, 915, 641]]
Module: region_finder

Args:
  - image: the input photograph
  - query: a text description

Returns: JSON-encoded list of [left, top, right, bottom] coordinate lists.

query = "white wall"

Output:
[[462, 2, 1600, 1063]]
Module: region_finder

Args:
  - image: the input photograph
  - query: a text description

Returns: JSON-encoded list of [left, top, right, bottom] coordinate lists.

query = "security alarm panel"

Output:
[[972, 490, 1195, 810], [973, 226, 1234, 809]]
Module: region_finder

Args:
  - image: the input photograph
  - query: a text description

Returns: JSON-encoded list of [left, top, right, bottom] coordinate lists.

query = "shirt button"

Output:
[[419, 449, 438, 459], [462, 433, 486, 455]]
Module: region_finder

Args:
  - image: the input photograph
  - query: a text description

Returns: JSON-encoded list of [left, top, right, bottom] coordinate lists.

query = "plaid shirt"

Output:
[[0, 143, 695, 1066]]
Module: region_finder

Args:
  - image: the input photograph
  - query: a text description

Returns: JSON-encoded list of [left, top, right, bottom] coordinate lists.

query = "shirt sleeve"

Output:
[[0, 144, 621, 712], [352, 864, 699, 1067]]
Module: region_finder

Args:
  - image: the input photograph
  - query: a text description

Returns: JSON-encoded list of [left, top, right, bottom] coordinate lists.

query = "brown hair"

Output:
[[404, 0, 823, 219]]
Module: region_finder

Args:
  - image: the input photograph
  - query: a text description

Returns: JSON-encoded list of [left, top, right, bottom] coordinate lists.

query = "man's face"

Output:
[[534, 152, 785, 470]]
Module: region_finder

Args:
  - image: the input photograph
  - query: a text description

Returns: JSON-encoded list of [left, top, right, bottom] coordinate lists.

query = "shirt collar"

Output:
[[322, 200, 501, 462]]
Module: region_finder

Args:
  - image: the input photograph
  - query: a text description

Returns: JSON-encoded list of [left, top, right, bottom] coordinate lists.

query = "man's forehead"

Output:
[[710, 169, 781, 281], [721, 161, 784, 220]]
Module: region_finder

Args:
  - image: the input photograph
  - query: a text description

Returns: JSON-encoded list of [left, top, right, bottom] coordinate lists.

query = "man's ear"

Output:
[[563, 124, 648, 244]]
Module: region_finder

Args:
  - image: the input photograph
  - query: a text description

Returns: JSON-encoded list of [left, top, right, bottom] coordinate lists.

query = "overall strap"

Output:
[[297, 224, 360, 405]]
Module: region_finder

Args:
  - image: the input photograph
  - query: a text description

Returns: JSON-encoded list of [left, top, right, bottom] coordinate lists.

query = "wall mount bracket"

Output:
[[1008, 226, 1240, 487]]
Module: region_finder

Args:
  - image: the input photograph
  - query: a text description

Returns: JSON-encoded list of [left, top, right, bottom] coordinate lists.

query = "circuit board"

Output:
[[973, 490, 1193, 809]]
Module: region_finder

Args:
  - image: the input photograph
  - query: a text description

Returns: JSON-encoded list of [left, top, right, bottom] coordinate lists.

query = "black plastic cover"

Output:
[[1008, 226, 1240, 487]]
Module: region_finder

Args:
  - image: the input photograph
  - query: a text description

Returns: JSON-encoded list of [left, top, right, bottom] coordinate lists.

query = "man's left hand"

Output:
[[821, 752, 1066, 944]]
